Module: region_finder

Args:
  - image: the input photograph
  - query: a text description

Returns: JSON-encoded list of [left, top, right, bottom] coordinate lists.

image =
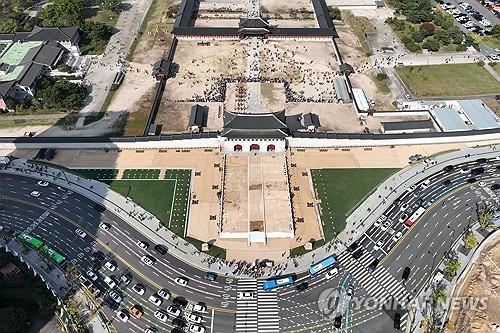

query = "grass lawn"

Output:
[[491, 62, 500, 75], [341, 11, 375, 56], [395, 63, 500, 97], [481, 36, 500, 50], [122, 169, 161, 179], [0, 116, 76, 129], [73, 169, 118, 180], [82, 7, 119, 27]]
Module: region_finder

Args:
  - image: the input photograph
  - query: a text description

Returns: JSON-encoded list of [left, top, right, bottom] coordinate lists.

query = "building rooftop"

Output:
[[431, 108, 470, 131], [381, 119, 434, 131], [459, 99, 499, 130], [0, 41, 42, 66], [223, 110, 290, 138]]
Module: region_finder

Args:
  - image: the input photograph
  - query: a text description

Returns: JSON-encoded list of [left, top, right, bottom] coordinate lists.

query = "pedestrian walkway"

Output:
[[256, 279, 280, 332], [236, 279, 258, 332]]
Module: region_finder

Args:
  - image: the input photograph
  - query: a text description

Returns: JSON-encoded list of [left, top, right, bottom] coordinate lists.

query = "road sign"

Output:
[[53, 171, 62, 181]]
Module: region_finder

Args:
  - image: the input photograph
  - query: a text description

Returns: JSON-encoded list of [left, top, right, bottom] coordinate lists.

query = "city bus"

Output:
[[18, 233, 43, 249], [18, 233, 65, 265], [262, 276, 294, 292], [404, 206, 426, 228], [309, 255, 338, 276]]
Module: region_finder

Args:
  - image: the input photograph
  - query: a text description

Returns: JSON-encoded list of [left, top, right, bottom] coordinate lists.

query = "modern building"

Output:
[[381, 119, 435, 134]]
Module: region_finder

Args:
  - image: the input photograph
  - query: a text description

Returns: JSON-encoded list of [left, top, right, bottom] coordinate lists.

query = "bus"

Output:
[[263, 276, 294, 292], [309, 255, 338, 276], [404, 206, 426, 228], [18, 233, 43, 249]]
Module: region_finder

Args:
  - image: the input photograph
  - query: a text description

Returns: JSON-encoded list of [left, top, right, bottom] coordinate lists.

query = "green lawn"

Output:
[[122, 169, 161, 179], [481, 36, 500, 50], [73, 169, 118, 180], [342, 11, 375, 56], [82, 7, 119, 27], [395, 64, 500, 97]]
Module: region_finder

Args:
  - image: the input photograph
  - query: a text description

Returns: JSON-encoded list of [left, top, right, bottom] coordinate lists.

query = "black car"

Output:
[[93, 204, 105, 212], [103, 298, 119, 311], [171, 329, 184, 333], [172, 318, 186, 328], [467, 177, 477, 184], [172, 297, 188, 309], [491, 184, 500, 190], [443, 179, 452, 187], [471, 167, 485, 176], [334, 315, 342, 328], [154, 244, 168, 255], [203, 272, 217, 281], [394, 312, 401, 330], [476, 158, 487, 164], [368, 259, 379, 271], [353, 248, 364, 259], [443, 165, 454, 172], [347, 241, 360, 252], [91, 251, 106, 263], [296, 282, 309, 291], [402, 267, 411, 281], [393, 198, 402, 206]]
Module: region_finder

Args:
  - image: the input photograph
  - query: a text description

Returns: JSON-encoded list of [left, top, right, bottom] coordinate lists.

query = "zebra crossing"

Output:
[[336, 250, 412, 308], [236, 279, 280, 333]]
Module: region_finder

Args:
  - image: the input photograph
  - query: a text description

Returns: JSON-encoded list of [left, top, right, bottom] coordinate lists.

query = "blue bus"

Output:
[[262, 276, 294, 292], [309, 255, 338, 276]]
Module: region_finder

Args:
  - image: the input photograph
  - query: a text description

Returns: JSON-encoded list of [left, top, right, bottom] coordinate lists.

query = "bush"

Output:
[[420, 22, 435, 36], [376, 73, 387, 81], [455, 44, 467, 52], [328, 6, 341, 20], [0, 307, 27, 333], [412, 30, 427, 43], [422, 37, 440, 52], [477, 59, 485, 67], [57, 64, 71, 72]]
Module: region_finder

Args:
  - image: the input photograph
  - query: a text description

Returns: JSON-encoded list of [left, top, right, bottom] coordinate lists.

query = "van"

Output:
[[402, 267, 411, 281], [470, 167, 485, 176]]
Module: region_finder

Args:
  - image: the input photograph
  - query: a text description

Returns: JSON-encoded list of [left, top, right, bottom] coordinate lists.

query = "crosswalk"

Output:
[[236, 279, 280, 332], [336, 250, 412, 309]]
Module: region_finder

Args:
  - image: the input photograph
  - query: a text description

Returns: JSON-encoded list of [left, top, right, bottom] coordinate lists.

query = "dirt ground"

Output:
[[260, 0, 311, 12], [447, 234, 500, 333]]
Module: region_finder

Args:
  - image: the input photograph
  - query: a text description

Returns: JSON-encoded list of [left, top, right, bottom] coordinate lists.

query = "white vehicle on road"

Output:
[[75, 228, 87, 238], [154, 310, 168, 322], [186, 313, 202, 324], [117, 310, 129, 323], [137, 240, 149, 250], [87, 270, 98, 281], [157, 288, 171, 300], [37, 181, 49, 187], [30, 191, 41, 197], [104, 276, 116, 289], [148, 294, 163, 307], [392, 231, 403, 242], [132, 283, 146, 295], [373, 240, 383, 252], [104, 261, 116, 272], [141, 255, 155, 266], [99, 223, 110, 231], [325, 267, 339, 279], [174, 277, 189, 287]]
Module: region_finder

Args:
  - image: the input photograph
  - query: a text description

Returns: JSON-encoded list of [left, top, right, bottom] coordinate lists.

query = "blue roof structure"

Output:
[[459, 100, 499, 130], [431, 108, 470, 131]]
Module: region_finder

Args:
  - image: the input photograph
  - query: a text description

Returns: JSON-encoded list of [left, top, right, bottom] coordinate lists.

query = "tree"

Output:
[[431, 286, 447, 304], [36, 79, 86, 110], [38, 0, 83, 27], [492, 24, 500, 39], [434, 29, 451, 45], [328, 6, 341, 20], [447, 26, 463, 44], [412, 29, 427, 43], [444, 259, 461, 277], [101, 0, 123, 13], [479, 207, 495, 230], [420, 22, 436, 36], [0, 18, 19, 33], [57, 64, 71, 72], [463, 234, 478, 250], [0, 307, 27, 333], [82, 21, 113, 40], [422, 37, 440, 51], [65, 263, 80, 281], [433, 11, 446, 27]]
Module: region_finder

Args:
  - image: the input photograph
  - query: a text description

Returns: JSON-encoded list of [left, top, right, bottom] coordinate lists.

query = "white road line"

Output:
[[211, 309, 215, 333]]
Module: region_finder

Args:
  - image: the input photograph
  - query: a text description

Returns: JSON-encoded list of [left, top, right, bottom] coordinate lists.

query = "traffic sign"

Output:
[[53, 171, 62, 181]]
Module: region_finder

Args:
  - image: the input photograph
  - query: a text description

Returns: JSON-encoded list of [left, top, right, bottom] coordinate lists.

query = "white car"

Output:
[[30, 191, 41, 197], [75, 228, 87, 239], [237, 291, 255, 300], [104, 261, 116, 272], [325, 267, 339, 279], [157, 288, 171, 300], [392, 231, 403, 242], [186, 313, 202, 324], [99, 223, 110, 231], [137, 240, 149, 250], [478, 181, 486, 187], [174, 277, 189, 286], [166, 305, 181, 317], [420, 179, 431, 189], [189, 324, 206, 333], [117, 310, 129, 323], [154, 310, 168, 322], [104, 276, 117, 289], [148, 294, 163, 307], [109, 291, 122, 303], [87, 270, 98, 281], [141, 255, 155, 267], [460, 167, 469, 174], [374, 215, 387, 228], [37, 181, 49, 187], [193, 303, 207, 313], [400, 203, 409, 212], [398, 213, 409, 224], [132, 283, 146, 295], [373, 240, 383, 252], [406, 184, 417, 193]]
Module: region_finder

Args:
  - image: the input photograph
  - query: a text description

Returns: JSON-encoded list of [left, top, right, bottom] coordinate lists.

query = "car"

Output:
[[87, 270, 98, 281], [171, 329, 184, 333], [154, 244, 168, 255], [166, 305, 182, 317], [412, 188, 423, 197], [94, 204, 106, 212], [393, 198, 402, 206], [75, 228, 87, 238], [120, 273, 132, 285], [467, 177, 477, 184], [425, 197, 437, 208], [104, 276, 117, 288], [392, 231, 403, 242], [409, 154, 422, 162], [399, 203, 409, 212], [346, 284, 354, 297], [476, 158, 487, 164], [173, 318, 187, 328], [347, 241, 359, 252], [132, 283, 146, 295], [394, 312, 401, 330], [325, 267, 339, 279], [399, 213, 409, 224], [352, 248, 364, 259], [154, 309, 169, 322], [404, 93, 411, 100], [144, 328, 159, 333], [203, 272, 217, 281], [460, 166, 469, 174], [30, 190, 41, 197], [424, 157, 436, 166], [117, 310, 129, 323], [141, 255, 155, 266], [443, 179, 452, 187], [172, 297, 188, 308], [149, 294, 163, 307], [402, 267, 411, 281], [104, 298, 119, 310], [158, 288, 171, 300], [296, 282, 309, 292], [420, 179, 431, 189], [478, 181, 486, 187], [186, 313, 203, 323], [91, 251, 106, 263], [374, 215, 387, 227], [104, 261, 116, 272], [174, 277, 189, 286], [491, 184, 500, 190], [334, 315, 342, 328], [381, 220, 392, 231], [109, 290, 122, 303], [406, 184, 417, 193], [189, 324, 206, 333], [368, 259, 380, 271], [413, 198, 424, 209], [99, 222, 110, 231], [237, 291, 256, 300], [373, 240, 383, 252], [137, 241, 149, 250], [193, 303, 207, 313], [37, 181, 49, 187]]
